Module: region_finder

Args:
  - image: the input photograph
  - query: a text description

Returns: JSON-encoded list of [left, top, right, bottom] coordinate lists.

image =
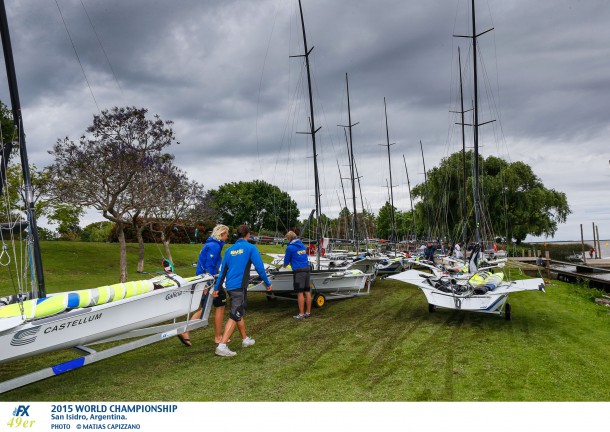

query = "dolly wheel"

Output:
[[428, 303, 436, 313], [266, 294, 276, 302], [314, 294, 326, 308], [504, 302, 512, 321]]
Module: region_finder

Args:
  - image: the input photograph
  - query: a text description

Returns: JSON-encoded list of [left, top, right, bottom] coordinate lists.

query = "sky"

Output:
[[0, 0, 608, 242]]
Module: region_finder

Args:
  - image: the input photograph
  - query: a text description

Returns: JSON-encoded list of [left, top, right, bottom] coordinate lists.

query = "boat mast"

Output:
[[402, 154, 416, 243], [336, 159, 349, 240], [381, 98, 396, 243], [458, 47, 468, 248], [295, 0, 322, 269], [342, 73, 359, 253], [0, 0, 46, 298], [336, 159, 348, 211], [419, 140, 431, 240], [354, 160, 369, 244], [471, 0, 481, 244], [454, 0, 493, 245], [341, 127, 357, 246]]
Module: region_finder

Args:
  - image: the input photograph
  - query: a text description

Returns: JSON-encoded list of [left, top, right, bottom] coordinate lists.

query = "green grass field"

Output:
[[1, 241, 609, 401]]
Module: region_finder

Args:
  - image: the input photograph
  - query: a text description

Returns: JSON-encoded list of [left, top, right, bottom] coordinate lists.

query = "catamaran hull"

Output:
[[0, 278, 209, 363]]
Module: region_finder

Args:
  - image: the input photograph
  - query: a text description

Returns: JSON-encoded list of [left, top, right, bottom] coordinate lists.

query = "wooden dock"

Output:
[[577, 258, 610, 270], [507, 257, 610, 289]]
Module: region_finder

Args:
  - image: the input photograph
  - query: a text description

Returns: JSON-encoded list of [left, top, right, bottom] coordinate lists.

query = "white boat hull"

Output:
[[249, 270, 370, 296], [388, 269, 545, 315], [0, 275, 211, 363]]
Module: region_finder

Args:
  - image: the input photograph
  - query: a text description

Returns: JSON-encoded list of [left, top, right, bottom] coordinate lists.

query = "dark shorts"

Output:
[[227, 289, 246, 322], [212, 287, 227, 308], [293, 267, 311, 293], [200, 276, 226, 309]]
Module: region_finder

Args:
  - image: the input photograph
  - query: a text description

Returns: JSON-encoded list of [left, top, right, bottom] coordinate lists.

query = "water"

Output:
[[532, 240, 610, 259], [531, 240, 610, 286]]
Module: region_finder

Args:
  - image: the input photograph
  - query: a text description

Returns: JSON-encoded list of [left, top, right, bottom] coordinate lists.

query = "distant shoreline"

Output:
[[529, 240, 608, 244]]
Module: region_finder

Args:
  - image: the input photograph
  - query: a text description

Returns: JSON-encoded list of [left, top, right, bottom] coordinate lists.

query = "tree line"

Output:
[[1, 102, 570, 282]]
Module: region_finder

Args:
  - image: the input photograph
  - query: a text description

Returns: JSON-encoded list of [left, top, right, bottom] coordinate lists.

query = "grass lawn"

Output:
[[1, 241, 609, 401]]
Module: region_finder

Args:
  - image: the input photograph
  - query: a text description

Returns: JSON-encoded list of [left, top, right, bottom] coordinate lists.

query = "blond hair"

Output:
[[211, 224, 229, 240], [285, 231, 297, 241]]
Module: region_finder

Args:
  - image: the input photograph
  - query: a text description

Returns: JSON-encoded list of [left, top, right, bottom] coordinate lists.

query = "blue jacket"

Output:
[[283, 239, 310, 270], [214, 239, 272, 291], [196, 237, 225, 276]]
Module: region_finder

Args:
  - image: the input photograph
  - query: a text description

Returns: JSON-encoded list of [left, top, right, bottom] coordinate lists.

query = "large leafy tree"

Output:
[[207, 180, 299, 232], [376, 202, 415, 241], [411, 151, 570, 244], [48, 106, 177, 282], [376, 201, 397, 240]]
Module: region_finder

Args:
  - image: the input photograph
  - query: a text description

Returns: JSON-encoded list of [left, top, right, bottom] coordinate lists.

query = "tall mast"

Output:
[[402, 154, 416, 242], [458, 47, 468, 248], [339, 73, 359, 253], [336, 159, 348, 241], [419, 140, 431, 240], [382, 98, 396, 243], [336, 159, 348, 211], [354, 160, 369, 243], [0, 0, 46, 298], [454, 0, 494, 245], [471, 0, 481, 244], [295, 0, 321, 269], [342, 127, 356, 246]]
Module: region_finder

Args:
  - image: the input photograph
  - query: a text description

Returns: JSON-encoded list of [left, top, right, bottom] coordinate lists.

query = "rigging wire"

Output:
[[54, 0, 100, 113], [256, 0, 283, 175], [79, 0, 124, 99]]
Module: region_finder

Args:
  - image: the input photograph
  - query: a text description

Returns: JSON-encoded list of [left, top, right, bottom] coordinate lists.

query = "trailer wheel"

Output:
[[504, 302, 512, 321], [428, 303, 436, 313], [314, 294, 326, 308]]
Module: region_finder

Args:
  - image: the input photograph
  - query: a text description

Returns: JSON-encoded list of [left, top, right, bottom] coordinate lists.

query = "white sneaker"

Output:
[[215, 344, 237, 357], [242, 337, 255, 347]]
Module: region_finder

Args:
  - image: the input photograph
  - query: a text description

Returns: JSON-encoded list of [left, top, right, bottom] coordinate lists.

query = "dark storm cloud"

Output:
[[1, 0, 608, 239]]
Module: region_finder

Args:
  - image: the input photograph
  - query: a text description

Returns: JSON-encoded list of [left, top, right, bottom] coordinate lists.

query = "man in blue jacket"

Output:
[[283, 231, 312, 319], [214, 224, 272, 357]]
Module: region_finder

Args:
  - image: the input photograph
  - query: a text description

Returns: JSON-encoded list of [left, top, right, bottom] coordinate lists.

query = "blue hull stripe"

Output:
[[485, 295, 507, 311], [52, 357, 86, 375]]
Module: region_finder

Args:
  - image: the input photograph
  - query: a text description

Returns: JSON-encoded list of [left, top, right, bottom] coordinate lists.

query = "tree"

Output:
[[81, 221, 113, 242], [207, 180, 299, 232], [0, 163, 51, 222], [48, 106, 177, 282], [147, 168, 203, 267], [376, 201, 396, 240], [0, 100, 18, 199], [0, 100, 16, 142], [127, 156, 182, 272], [47, 204, 84, 240], [411, 151, 570, 244]]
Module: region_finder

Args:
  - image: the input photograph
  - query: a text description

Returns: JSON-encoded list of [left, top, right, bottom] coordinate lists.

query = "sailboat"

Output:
[[388, 0, 545, 319], [248, 0, 371, 308], [0, 0, 212, 392]]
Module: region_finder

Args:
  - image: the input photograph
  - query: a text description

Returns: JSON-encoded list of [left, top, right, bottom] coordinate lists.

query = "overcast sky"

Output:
[[1, 0, 608, 242]]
